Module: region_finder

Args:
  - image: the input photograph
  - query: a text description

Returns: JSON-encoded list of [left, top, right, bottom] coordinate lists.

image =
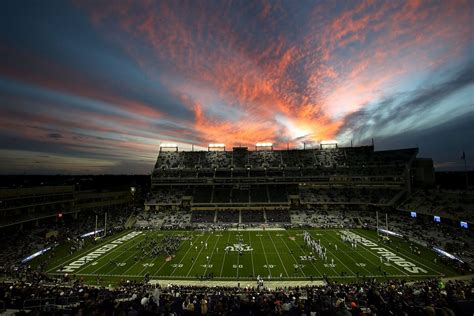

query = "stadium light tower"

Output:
[[320, 140, 338, 149], [255, 142, 273, 151], [159, 143, 178, 152], [208, 143, 226, 151]]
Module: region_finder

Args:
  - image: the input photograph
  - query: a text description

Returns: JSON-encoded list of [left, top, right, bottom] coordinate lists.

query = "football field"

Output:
[[44, 228, 457, 283]]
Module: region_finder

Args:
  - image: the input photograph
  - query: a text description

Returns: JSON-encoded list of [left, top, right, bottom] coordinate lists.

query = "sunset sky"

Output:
[[1, 0, 473, 174]]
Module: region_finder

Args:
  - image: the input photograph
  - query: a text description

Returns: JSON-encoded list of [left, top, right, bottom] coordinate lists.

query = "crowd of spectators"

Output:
[[191, 211, 215, 224], [204, 151, 230, 168], [136, 210, 191, 230], [266, 209, 291, 223], [300, 187, 401, 205], [147, 188, 185, 205], [291, 210, 358, 228], [0, 278, 473, 315], [153, 147, 416, 178]]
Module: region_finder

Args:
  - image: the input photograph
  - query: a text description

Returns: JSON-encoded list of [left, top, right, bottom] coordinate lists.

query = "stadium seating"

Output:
[[399, 189, 474, 221], [216, 209, 239, 223], [241, 210, 264, 223], [0, 278, 472, 315], [191, 210, 215, 223], [265, 209, 291, 223]]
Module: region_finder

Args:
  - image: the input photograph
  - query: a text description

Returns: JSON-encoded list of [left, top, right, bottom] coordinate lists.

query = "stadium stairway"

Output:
[[124, 213, 137, 229], [388, 190, 406, 206]]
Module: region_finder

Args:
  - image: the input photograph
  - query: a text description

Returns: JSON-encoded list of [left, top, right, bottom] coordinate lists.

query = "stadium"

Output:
[[1, 0, 474, 315], [1, 143, 473, 314]]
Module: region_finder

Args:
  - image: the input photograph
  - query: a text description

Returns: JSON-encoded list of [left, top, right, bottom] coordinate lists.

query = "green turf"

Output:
[[40, 228, 459, 283]]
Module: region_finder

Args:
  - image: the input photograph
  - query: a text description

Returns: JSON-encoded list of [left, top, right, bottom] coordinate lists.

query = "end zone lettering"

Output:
[[344, 231, 427, 274], [61, 231, 142, 273]]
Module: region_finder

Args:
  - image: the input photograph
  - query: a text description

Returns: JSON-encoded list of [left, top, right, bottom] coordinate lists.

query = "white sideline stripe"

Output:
[[46, 272, 444, 279]]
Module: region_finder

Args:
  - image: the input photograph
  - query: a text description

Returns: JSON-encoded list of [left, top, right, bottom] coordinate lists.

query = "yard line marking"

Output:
[[257, 232, 273, 277], [266, 231, 289, 277], [295, 230, 338, 276], [117, 232, 164, 276], [78, 232, 146, 275], [236, 243, 240, 279], [219, 232, 233, 277], [87, 234, 145, 275], [278, 234, 306, 277], [174, 233, 209, 277], [287, 230, 324, 277], [247, 231, 256, 277], [324, 231, 373, 276], [203, 234, 222, 276], [339, 230, 410, 277], [307, 231, 349, 276], [123, 231, 168, 276], [90, 232, 151, 275], [152, 232, 197, 277], [167, 233, 206, 276], [47, 229, 132, 273], [186, 233, 213, 277], [355, 230, 445, 276]]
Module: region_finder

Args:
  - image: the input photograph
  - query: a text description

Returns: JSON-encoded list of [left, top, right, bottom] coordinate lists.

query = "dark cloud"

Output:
[[338, 63, 474, 143], [369, 111, 474, 171], [47, 132, 63, 139]]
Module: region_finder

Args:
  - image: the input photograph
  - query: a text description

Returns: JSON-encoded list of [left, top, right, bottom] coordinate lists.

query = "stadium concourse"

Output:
[[0, 145, 473, 315]]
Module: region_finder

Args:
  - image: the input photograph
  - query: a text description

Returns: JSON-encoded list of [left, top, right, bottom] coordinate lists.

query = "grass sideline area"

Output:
[[37, 228, 459, 285]]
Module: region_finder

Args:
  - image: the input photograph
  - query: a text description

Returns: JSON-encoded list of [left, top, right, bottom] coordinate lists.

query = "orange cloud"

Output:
[[76, 0, 473, 148]]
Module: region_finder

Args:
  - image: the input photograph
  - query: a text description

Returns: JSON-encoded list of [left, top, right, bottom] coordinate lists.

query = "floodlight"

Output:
[[320, 140, 338, 145], [160, 143, 178, 147], [256, 142, 273, 147], [433, 247, 463, 263]]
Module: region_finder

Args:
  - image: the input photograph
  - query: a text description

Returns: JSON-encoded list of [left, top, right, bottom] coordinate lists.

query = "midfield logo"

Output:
[[225, 244, 253, 252]]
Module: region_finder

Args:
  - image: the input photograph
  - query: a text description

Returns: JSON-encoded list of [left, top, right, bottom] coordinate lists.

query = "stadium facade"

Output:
[[146, 145, 432, 214]]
